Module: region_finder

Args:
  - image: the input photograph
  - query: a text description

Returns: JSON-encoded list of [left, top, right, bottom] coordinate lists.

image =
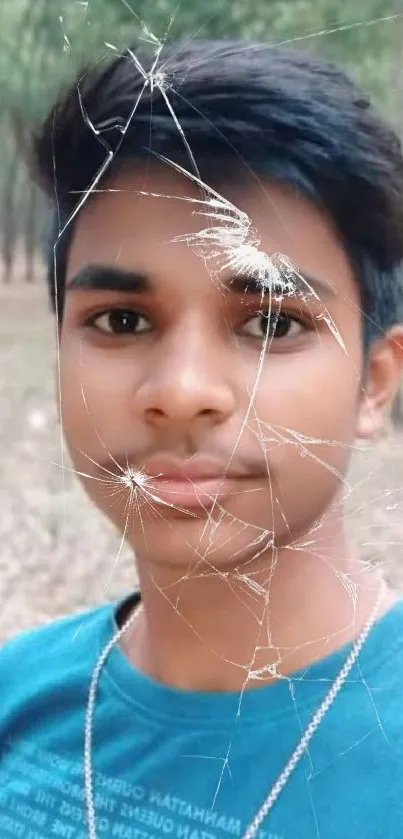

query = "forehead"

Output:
[[66, 162, 357, 301]]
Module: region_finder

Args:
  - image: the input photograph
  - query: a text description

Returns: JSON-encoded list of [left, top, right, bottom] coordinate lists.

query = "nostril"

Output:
[[200, 407, 219, 417], [146, 407, 166, 420]]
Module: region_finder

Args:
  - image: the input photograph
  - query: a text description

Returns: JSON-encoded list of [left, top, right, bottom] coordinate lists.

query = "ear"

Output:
[[356, 325, 403, 439]]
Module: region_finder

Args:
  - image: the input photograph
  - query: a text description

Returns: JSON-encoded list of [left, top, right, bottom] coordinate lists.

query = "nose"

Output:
[[134, 319, 237, 430]]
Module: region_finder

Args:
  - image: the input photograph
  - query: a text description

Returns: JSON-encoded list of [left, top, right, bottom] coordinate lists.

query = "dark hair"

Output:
[[32, 39, 403, 343]]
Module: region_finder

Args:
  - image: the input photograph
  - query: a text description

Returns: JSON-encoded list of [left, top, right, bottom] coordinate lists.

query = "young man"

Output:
[[2, 38, 403, 839]]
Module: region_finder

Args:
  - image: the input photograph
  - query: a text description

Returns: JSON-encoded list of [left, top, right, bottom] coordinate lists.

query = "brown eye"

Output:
[[90, 309, 151, 335], [241, 311, 304, 340]]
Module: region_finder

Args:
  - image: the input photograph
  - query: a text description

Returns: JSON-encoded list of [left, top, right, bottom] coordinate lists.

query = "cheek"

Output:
[[246, 345, 362, 543], [59, 339, 125, 446], [251, 343, 361, 445]]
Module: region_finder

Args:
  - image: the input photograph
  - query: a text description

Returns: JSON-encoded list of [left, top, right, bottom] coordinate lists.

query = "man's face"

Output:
[[60, 164, 366, 571]]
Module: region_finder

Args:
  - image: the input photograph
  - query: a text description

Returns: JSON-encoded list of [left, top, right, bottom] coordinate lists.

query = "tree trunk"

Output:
[[24, 184, 38, 283], [1, 156, 19, 283]]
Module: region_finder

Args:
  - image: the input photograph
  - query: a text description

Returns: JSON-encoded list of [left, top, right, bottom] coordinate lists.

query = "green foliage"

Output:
[[0, 0, 402, 279], [1, 0, 403, 414], [1, 0, 402, 125]]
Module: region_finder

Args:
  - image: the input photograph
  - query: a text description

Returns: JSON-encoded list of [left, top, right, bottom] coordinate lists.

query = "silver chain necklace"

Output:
[[84, 583, 384, 839]]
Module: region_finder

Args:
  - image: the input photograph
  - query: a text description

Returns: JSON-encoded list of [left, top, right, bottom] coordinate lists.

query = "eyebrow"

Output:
[[66, 263, 336, 300], [229, 272, 336, 300], [66, 265, 150, 293]]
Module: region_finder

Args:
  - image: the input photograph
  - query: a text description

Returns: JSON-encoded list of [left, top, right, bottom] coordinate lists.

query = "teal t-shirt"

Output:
[[1, 592, 403, 839]]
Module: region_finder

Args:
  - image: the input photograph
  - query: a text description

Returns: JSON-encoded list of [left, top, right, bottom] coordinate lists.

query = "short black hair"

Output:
[[32, 38, 403, 343]]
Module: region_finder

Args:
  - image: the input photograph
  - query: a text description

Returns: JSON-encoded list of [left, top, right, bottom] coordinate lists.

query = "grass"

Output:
[[1, 279, 403, 642]]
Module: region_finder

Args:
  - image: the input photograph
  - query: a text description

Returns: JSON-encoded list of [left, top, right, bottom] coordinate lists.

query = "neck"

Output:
[[121, 522, 394, 693]]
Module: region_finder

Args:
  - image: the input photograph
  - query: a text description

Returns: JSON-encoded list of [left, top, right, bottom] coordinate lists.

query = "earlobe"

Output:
[[356, 328, 403, 439]]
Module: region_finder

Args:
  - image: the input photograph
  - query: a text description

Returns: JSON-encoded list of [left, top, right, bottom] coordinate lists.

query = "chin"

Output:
[[127, 511, 275, 573]]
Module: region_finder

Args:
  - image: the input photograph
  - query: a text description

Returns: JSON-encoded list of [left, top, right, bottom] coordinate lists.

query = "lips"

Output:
[[141, 454, 249, 510]]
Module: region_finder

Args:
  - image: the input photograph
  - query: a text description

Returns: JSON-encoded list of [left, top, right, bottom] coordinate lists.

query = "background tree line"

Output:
[[0, 0, 402, 281], [1, 0, 403, 417]]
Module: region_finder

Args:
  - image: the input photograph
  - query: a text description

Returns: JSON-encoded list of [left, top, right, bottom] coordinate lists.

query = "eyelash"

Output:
[[85, 309, 151, 336], [84, 306, 311, 340]]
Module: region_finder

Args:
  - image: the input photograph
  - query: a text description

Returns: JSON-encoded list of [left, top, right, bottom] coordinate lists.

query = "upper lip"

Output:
[[140, 454, 249, 482]]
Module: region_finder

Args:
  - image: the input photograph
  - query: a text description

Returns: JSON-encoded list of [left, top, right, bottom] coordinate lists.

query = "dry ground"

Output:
[[1, 279, 403, 642]]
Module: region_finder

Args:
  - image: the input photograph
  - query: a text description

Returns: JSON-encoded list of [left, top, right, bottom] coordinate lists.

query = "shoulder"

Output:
[[1, 600, 110, 656], [0, 601, 115, 706], [0, 591, 139, 743], [372, 596, 403, 700]]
